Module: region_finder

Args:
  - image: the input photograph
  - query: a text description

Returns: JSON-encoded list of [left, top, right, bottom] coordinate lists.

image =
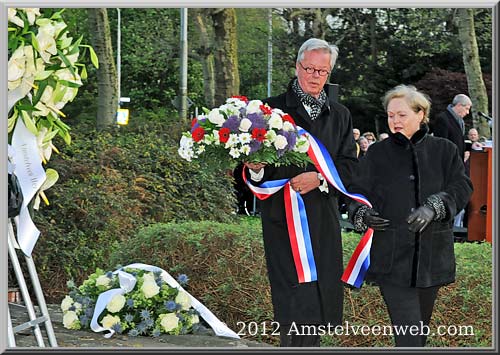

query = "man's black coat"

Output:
[[431, 110, 466, 161]]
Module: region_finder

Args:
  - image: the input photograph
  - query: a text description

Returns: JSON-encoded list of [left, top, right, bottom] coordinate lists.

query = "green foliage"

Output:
[[32, 114, 238, 301]]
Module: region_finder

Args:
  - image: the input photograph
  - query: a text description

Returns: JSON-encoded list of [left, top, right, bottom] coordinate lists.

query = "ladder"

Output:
[[7, 220, 58, 348]]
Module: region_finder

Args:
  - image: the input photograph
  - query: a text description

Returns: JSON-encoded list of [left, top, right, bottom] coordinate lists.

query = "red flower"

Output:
[[251, 128, 267, 142], [191, 118, 198, 127], [282, 114, 296, 125], [218, 127, 231, 143], [231, 95, 249, 103], [260, 104, 273, 115], [192, 127, 205, 142]]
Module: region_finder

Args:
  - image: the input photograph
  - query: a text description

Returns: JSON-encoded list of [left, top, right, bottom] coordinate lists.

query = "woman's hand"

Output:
[[290, 172, 321, 194], [243, 162, 266, 173]]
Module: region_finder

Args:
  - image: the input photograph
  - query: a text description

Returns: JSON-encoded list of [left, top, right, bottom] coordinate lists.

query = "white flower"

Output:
[[190, 314, 200, 325], [101, 314, 121, 329], [225, 97, 247, 109], [141, 278, 160, 298], [240, 145, 251, 156], [219, 103, 240, 116], [175, 291, 191, 310], [160, 313, 179, 332], [294, 136, 310, 153], [180, 135, 194, 149], [229, 147, 241, 159], [207, 109, 225, 127], [73, 302, 82, 314], [62, 311, 80, 330], [55, 68, 82, 86], [36, 30, 57, 63], [239, 118, 252, 132], [21, 8, 41, 25], [95, 275, 111, 288], [283, 121, 295, 132], [225, 134, 239, 148], [197, 145, 206, 154], [8, 46, 26, 83], [106, 294, 126, 313], [8, 8, 24, 27], [238, 133, 252, 145], [264, 130, 277, 146], [246, 100, 263, 114], [60, 295, 73, 312], [178, 147, 195, 161], [268, 112, 283, 130], [274, 135, 288, 150]]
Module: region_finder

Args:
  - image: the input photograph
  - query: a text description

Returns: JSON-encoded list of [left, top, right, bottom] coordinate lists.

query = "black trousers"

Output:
[[279, 323, 321, 347], [379, 283, 440, 347]]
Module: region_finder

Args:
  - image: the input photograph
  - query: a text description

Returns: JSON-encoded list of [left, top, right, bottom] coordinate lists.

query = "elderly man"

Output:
[[431, 94, 472, 161], [245, 38, 358, 347]]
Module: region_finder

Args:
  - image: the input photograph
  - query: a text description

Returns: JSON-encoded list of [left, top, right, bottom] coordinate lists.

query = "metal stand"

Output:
[[7, 220, 58, 348]]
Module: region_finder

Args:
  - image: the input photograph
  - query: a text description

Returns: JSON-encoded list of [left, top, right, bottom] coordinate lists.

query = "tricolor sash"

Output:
[[244, 126, 373, 288]]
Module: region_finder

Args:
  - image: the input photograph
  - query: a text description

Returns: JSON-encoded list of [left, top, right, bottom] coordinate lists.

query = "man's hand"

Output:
[[290, 172, 321, 194], [243, 162, 266, 173]]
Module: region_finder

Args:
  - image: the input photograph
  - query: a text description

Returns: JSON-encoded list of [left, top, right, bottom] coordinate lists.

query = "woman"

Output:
[[357, 136, 370, 158], [348, 85, 473, 347]]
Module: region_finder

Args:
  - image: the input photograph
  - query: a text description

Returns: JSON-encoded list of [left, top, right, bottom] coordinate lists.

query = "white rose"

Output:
[[190, 314, 200, 325], [239, 118, 252, 132], [62, 311, 80, 330], [175, 291, 192, 310], [274, 135, 288, 150], [268, 112, 283, 130], [207, 109, 225, 126], [141, 280, 160, 298], [160, 313, 179, 332], [246, 100, 263, 114], [60, 295, 73, 312], [283, 121, 295, 132], [101, 314, 121, 329], [294, 137, 310, 153], [106, 294, 126, 313], [95, 275, 111, 288]]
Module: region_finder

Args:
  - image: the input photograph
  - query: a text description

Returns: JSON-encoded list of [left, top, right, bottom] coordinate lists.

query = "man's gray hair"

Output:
[[296, 38, 339, 70], [452, 94, 472, 107]]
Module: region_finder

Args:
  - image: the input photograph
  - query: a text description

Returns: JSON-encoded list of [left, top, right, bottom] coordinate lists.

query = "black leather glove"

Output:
[[364, 208, 391, 231], [406, 205, 435, 233]]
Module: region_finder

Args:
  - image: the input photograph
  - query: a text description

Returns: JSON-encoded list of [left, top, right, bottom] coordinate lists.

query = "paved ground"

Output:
[[8, 303, 272, 349]]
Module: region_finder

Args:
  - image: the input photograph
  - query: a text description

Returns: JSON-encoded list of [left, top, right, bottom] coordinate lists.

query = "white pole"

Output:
[[267, 8, 273, 97], [117, 8, 121, 107], [180, 8, 188, 122]]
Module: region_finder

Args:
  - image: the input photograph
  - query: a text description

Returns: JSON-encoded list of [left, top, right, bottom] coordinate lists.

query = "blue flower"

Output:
[[282, 130, 297, 151], [140, 309, 151, 320], [165, 301, 177, 312], [249, 140, 262, 153], [152, 328, 161, 337], [177, 274, 189, 285], [105, 271, 113, 278], [137, 322, 148, 334], [124, 313, 134, 323], [111, 323, 123, 334], [68, 305, 76, 311], [222, 116, 240, 132], [85, 308, 95, 317], [126, 299, 134, 308], [128, 328, 139, 337], [79, 315, 89, 326], [177, 313, 185, 322], [66, 280, 76, 289], [247, 112, 267, 129], [145, 318, 154, 328]]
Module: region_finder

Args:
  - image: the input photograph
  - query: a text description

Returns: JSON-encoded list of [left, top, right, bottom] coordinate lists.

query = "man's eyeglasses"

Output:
[[299, 62, 330, 76]]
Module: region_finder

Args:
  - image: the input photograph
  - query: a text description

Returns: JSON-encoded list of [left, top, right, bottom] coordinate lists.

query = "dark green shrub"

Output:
[[32, 115, 238, 301]]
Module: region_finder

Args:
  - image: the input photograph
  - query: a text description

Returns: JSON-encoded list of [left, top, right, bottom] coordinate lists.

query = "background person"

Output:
[[348, 85, 472, 347], [245, 38, 358, 347]]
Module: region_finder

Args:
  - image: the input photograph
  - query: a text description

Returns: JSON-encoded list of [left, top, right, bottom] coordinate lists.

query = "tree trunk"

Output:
[[211, 8, 240, 106], [194, 10, 215, 108], [87, 8, 118, 130], [457, 8, 490, 138]]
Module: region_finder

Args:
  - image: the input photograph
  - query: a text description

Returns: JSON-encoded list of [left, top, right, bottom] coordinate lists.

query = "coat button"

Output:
[[409, 175, 415, 180]]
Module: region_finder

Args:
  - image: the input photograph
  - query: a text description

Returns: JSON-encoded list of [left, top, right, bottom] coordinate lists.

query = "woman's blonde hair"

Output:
[[382, 84, 431, 124]]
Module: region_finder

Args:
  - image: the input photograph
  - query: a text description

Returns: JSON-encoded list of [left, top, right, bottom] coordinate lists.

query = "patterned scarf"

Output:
[[292, 79, 327, 121]]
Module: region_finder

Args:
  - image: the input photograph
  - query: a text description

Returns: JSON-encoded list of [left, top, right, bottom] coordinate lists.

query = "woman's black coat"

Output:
[[247, 80, 358, 325], [349, 128, 473, 288]]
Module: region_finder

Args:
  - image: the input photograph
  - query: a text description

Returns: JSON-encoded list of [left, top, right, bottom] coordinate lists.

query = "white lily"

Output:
[[20, 8, 41, 25], [33, 168, 59, 209], [8, 45, 26, 82], [36, 30, 57, 63], [8, 8, 24, 27]]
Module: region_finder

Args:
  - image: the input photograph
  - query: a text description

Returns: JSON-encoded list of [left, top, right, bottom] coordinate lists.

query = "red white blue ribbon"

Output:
[[242, 174, 317, 283], [243, 126, 373, 288]]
